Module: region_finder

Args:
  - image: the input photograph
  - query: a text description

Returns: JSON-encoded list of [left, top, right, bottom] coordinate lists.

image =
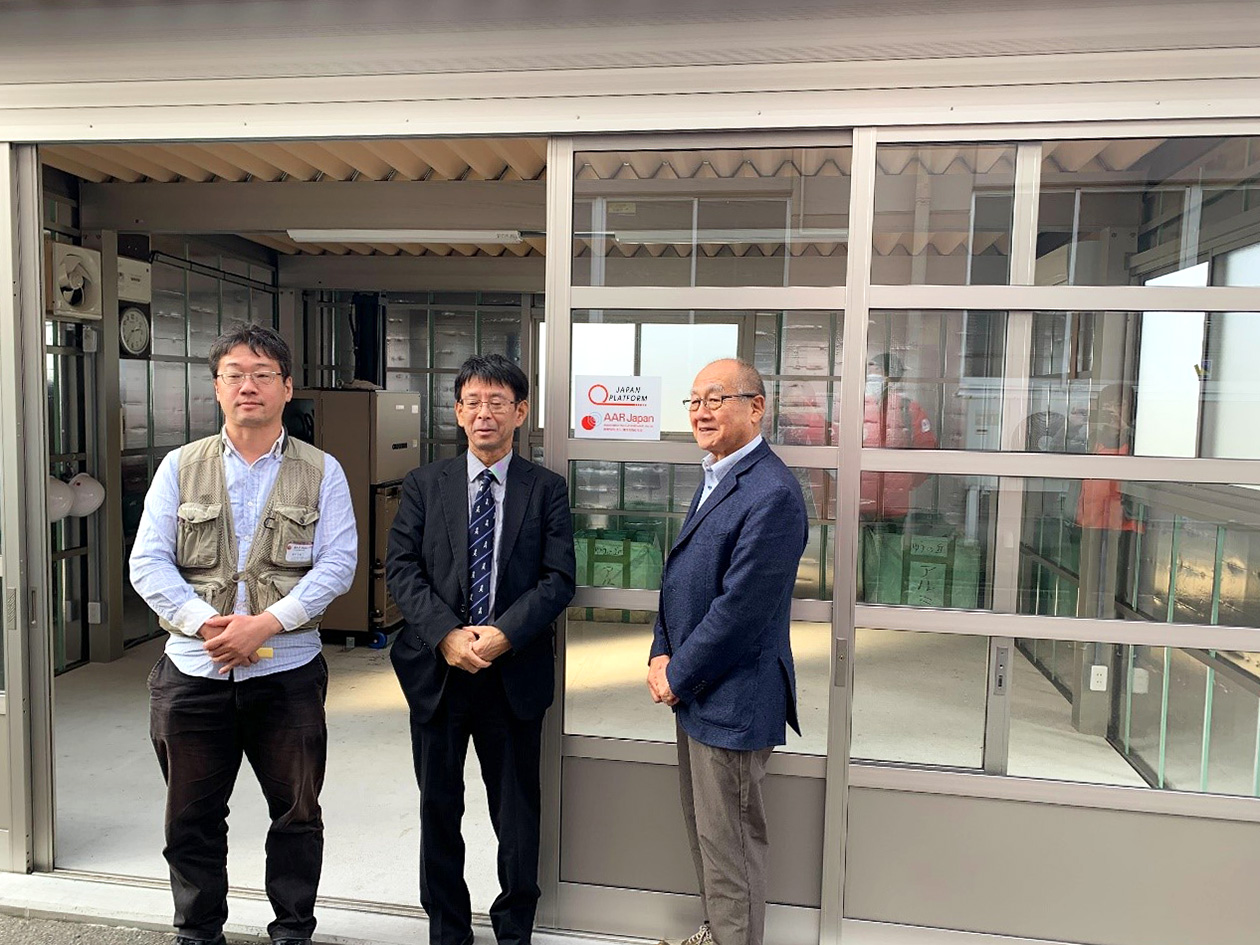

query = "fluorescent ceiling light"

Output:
[[286, 229, 525, 244]]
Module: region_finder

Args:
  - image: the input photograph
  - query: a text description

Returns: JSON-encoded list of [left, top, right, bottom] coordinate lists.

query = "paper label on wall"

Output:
[[575, 376, 662, 440]]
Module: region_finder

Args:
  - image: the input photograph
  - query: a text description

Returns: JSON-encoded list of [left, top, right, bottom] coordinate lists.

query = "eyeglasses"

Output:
[[682, 393, 759, 412], [457, 398, 519, 414], [215, 371, 285, 388]]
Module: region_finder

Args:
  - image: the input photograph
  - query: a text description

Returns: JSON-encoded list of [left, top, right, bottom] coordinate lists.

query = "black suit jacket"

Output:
[[386, 453, 576, 723]]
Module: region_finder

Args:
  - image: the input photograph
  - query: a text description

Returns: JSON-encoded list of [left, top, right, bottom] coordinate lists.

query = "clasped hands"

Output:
[[438, 625, 511, 673], [199, 612, 282, 674], [647, 654, 678, 706]]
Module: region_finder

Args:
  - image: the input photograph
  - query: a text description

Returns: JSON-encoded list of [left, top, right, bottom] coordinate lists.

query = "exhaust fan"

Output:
[[45, 241, 103, 321]]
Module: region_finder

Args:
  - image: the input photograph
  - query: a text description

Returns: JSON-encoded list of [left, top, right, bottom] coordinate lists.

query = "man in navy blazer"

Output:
[[648, 358, 808, 945], [387, 355, 575, 945]]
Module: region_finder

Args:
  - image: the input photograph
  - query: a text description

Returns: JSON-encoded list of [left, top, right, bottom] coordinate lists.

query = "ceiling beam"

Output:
[[81, 180, 545, 233], [278, 253, 544, 292]]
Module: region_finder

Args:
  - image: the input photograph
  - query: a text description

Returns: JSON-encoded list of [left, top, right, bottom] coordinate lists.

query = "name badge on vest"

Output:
[[285, 541, 314, 565]]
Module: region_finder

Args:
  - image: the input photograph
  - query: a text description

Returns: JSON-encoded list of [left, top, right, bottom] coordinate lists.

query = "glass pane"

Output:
[[565, 608, 830, 754], [868, 310, 1005, 451], [119, 359, 149, 450], [384, 303, 429, 371], [858, 474, 998, 610], [570, 461, 834, 599], [1023, 310, 1260, 460], [852, 628, 988, 767], [572, 311, 776, 438], [1010, 641, 1260, 797], [221, 282, 249, 325], [641, 322, 740, 434], [1019, 478, 1260, 627], [479, 310, 522, 362], [150, 263, 186, 357], [151, 362, 187, 447], [1038, 136, 1260, 286], [574, 146, 852, 287], [873, 144, 1016, 285], [188, 372, 218, 439], [433, 310, 476, 370], [432, 371, 459, 441], [187, 272, 220, 360], [251, 288, 274, 325]]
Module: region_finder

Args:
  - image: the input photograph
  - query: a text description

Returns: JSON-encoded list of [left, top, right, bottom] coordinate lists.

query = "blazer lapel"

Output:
[[495, 456, 536, 594], [673, 441, 771, 549], [440, 459, 471, 601]]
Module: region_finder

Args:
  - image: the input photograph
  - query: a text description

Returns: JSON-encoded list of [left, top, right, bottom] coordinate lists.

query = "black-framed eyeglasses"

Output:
[[458, 398, 519, 414], [682, 393, 759, 412], [215, 371, 285, 388]]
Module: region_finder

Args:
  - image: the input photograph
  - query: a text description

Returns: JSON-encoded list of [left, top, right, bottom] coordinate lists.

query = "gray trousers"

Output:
[[676, 719, 774, 945]]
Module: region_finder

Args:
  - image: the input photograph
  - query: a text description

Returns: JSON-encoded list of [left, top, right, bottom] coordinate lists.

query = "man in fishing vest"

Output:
[[130, 324, 357, 945]]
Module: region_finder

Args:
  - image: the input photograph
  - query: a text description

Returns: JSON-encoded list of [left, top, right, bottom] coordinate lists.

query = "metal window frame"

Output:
[[551, 123, 1260, 945]]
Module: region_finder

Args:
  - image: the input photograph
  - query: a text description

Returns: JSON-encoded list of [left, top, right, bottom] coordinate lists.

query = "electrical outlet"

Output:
[[1089, 664, 1108, 692], [87, 601, 102, 624]]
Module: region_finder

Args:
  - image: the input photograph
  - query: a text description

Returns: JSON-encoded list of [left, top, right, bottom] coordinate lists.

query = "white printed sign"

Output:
[[574, 376, 662, 440]]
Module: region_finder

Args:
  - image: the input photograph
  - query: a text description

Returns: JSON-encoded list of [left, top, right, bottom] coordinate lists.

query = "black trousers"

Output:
[[148, 654, 328, 942], [411, 667, 543, 945]]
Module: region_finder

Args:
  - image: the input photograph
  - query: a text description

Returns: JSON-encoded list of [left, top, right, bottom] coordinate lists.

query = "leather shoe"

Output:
[[174, 936, 227, 945], [272, 939, 313, 945]]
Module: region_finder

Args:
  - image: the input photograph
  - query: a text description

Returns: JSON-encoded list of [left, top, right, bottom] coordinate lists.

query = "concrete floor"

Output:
[[53, 624, 1142, 938], [54, 637, 499, 910]]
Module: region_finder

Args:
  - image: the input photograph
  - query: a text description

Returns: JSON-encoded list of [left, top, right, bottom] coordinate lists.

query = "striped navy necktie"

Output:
[[468, 468, 497, 624]]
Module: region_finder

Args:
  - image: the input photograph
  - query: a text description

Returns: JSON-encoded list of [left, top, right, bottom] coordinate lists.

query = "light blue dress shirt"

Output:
[[698, 435, 764, 508], [466, 450, 512, 619], [129, 429, 358, 680]]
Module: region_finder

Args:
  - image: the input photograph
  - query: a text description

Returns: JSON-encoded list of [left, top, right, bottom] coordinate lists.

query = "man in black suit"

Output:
[[386, 354, 576, 945]]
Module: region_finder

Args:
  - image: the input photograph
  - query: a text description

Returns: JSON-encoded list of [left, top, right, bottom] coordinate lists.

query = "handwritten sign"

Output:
[[575, 376, 662, 440]]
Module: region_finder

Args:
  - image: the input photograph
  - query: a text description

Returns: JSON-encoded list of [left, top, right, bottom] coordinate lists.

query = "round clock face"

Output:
[[120, 306, 150, 356]]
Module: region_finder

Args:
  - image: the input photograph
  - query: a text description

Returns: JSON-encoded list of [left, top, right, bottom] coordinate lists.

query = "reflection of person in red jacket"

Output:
[[1076, 384, 1141, 533], [862, 353, 938, 520]]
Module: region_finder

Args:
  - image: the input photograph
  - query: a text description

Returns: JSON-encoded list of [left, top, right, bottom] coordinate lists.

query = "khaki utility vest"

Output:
[[159, 433, 326, 636]]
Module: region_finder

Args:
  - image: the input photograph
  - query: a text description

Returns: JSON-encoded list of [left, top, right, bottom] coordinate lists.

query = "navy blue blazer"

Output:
[[651, 439, 808, 751], [386, 453, 576, 723]]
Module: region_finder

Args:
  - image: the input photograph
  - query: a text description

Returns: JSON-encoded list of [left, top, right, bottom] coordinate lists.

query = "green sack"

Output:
[[861, 522, 980, 609]]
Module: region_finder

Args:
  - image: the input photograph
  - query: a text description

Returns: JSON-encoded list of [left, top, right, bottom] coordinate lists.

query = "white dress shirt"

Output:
[[698, 435, 764, 509], [466, 450, 512, 619], [129, 428, 358, 679]]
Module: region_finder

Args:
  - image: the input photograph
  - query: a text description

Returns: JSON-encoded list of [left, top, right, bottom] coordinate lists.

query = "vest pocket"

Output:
[[267, 505, 320, 568], [176, 502, 223, 569], [254, 569, 305, 618], [188, 577, 233, 614]]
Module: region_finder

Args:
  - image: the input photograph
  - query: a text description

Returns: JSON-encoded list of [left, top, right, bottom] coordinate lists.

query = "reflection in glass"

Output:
[[574, 146, 852, 287], [867, 310, 1005, 451], [1020, 479, 1260, 627], [851, 628, 987, 767], [1022, 309, 1260, 460], [858, 474, 996, 610], [1012, 640, 1260, 797], [151, 363, 188, 448], [1038, 136, 1260, 287], [221, 282, 249, 324], [384, 300, 429, 371], [570, 462, 836, 600], [754, 311, 842, 445], [872, 144, 1015, 285], [150, 263, 186, 357], [573, 311, 847, 445], [565, 608, 829, 754], [188, 272, 220, 359], [120, 359, 149, 450]]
